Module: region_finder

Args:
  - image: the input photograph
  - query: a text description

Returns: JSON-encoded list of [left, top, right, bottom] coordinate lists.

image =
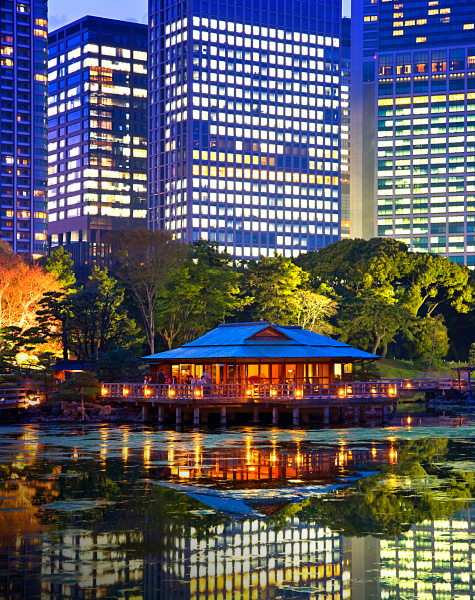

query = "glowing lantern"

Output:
[[270, 386, 278, 397], [144, 387, 151, 397], [246, 386, 254, 397], [101, 386, 109, 396], [168, 387, 176, 398], [194, 387, 203, 399], [337, 388, 345, 398], [294, 386, 303, 399], [123, 388, 129, 396]]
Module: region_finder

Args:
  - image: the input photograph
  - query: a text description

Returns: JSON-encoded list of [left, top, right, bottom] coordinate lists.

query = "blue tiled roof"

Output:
[[143, 322, 378, 362]]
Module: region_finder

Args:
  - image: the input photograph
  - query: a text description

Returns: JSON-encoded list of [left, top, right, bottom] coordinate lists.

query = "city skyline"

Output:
[[48, 0, 352, 30]]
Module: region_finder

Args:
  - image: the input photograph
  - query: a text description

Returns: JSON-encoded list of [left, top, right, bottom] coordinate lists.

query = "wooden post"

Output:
[[272, 407, 278, 425], [158, 406, 164, 425], [142, 405, 147, 420], [193, 407, 200, 426], [323, 406, 330, 426], [175, 407, 182, 426], [293, 407, 299, 427], [354, 406, 359, 425], [220, 406, 226, 426], [252, 405, 259, 423]]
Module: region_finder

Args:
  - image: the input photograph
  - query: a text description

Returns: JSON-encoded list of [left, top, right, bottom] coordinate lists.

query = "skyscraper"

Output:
[[352, 0, 475, 267], [47, 17, 148, 271], [0, 0, 48, 256], [340, 16, 350, 239], [149, 0, 342, 259]]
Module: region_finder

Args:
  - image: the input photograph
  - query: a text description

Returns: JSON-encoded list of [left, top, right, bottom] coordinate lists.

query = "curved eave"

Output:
[[142, 346, 379, 363]]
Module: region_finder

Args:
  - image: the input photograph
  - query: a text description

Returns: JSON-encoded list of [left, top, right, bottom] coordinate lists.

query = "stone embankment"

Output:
[[429, 387, 475, 408], [27, 401, 144, 423]]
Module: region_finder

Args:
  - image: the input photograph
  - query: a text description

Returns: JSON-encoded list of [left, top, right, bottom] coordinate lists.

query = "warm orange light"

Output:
[[270, 387, 278, 397], [294, 386, 303, 399], [371, 386, 377, 394], [101, 386, 109, 396], [407, 416, 412, 425], [347, 385, 353, 395], [246, 387, 253, 397], [194, 387, 203, 399], [405, 382, 412, 388], [144, 387, 151, 397], [338, 388, 345, 398], [123, 388, 129, 396], [168, 388, 176, 398], [388, 386, 397, 396]]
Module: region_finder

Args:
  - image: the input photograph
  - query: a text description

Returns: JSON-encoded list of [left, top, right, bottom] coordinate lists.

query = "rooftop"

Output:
[[143, 322, 377, 362]]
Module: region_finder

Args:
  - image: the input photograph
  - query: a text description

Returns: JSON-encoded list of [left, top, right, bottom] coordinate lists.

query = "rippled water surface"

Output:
[[1, 423, 475, 599]]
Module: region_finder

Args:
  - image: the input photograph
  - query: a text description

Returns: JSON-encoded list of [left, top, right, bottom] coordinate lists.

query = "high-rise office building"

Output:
[[340, 16, 350, 239], [0, 0, 48, 256], [352, 0, 475, 267], [149, 0, 342, 259], [47, 17, 148, 270]]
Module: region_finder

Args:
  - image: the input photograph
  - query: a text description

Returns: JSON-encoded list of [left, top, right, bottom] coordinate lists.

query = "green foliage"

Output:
[[96, 349, 142, 382], [242, 254, 308, 324], [45, 247, 76, 289], [156, 242, 248, 348]]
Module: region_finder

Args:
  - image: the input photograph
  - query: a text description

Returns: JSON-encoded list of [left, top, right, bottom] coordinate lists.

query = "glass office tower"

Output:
[[340, 16, 350, 238], [47, 17, 148, 271], [149, 0, 342, 259], [352, 0, 475, 267], [0, 0, 48, 256]]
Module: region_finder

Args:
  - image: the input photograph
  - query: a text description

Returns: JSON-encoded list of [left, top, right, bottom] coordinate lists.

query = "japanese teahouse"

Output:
[[143, 322, 377, 385]]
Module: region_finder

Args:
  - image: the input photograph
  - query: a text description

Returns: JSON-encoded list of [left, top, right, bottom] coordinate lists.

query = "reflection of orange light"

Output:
[[248, 466, 256, 471], [407, 416, 412, 425], [179, 470, 190, 478], [73, 447, 78, 460], [122, 447, 128, 461], [372, 447, 377, 457]]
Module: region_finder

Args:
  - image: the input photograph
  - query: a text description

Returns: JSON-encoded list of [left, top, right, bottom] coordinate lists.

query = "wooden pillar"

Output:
[[193, 407, 200, 426], [158, 406, 164, 425], [354, 405, 359, 425], [272, 407, 278, 425], [220, 406, 226, 426], [142, 405, 147, 420], [323, 406, 330, 426], [175, 407, 182, 426], [252, 405, 259, 423], [293, 407, 300, 427]]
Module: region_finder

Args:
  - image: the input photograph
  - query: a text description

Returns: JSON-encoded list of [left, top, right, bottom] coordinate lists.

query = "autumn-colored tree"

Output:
[[0, 254, 61, 332]]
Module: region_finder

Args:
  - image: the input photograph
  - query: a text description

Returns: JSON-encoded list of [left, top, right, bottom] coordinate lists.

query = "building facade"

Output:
[[340, 16, 350, 238], [149, 0, 342, 259], [47, 17, 148, 270], [0, 0, 48, 256], [352, 0, 475, 267]]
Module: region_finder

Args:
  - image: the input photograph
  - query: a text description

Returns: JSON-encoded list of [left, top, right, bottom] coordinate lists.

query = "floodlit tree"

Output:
[[0, 254, 61, 332], [44, 247, 76, 290], [294, 289, 338, 336]]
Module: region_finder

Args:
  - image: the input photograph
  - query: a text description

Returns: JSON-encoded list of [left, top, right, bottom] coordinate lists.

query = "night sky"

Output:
[[48, 0, 351, 31]]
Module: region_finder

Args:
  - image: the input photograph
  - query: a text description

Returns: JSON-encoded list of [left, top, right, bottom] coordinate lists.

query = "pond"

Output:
[[1, 423, 475, 599]]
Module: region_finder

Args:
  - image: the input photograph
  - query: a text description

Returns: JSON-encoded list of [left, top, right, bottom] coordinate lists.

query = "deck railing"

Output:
[[101, 382, 398, 404], [0, 388, 29, 409], [382, 378, 469, 391]]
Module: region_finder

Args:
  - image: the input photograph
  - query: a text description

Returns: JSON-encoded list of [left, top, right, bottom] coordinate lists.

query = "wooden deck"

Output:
[[0, 389, 35, 411]]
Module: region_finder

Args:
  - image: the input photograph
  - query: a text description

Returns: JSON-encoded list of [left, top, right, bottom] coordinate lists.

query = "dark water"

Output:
[[1, 424, 475, 599]]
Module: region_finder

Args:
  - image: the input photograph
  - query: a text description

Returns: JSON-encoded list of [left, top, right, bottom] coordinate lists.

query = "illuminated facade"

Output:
[[380, 509, 475, 600], [341, 16, 350, 238], [0, 0, 48, 256], [47, 17, 148, 270], [149, 0, 342, 259], [352, 0, 475, 267]]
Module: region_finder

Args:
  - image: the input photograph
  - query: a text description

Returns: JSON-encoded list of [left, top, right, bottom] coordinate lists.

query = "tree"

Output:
[[108, 229, 185, 354], [0, 253, 61, 332], [294, 289, 338, 336], [339, 289, 402, 357], [156, 242, 247, 349], [242, 255, 308, 324], [65, 267, 141, 359], [44, 247, 76, 290]]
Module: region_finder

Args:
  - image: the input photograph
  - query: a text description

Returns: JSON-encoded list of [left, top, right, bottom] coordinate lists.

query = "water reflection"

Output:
[[1, 425, 475, 599]]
